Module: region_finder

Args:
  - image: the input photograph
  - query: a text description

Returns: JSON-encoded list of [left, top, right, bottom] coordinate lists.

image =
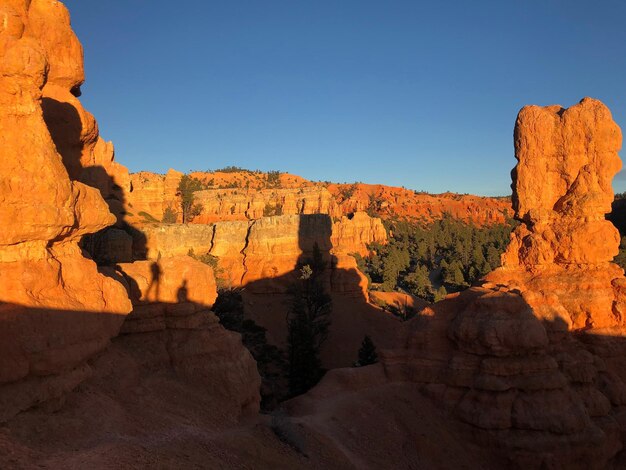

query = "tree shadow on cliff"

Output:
[[41, 97, 148, 263]]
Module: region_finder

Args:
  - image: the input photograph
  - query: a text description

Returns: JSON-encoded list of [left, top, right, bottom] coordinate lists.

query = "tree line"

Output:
[[354, 216, 516, 302]]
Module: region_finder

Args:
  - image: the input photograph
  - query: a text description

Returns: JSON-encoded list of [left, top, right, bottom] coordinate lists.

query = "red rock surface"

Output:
[[0, 0, 131, 421], [126, 169, 512, 226], [328, 183, 512, 225], [489, 97, 624, 329], [378, 98, 626, 467], [134, 212, 387, 291], [116, 256, 260, 415]]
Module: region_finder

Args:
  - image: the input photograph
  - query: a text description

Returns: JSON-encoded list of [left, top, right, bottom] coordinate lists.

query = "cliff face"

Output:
[[117, 256, 260, 415], [0, 0, 132, 420], [0, 0, 260, 424], [126, 169, 183, 222], [327, 183, 512, 224], [126, 170, 512, 226], [134, 212, 386, 294]]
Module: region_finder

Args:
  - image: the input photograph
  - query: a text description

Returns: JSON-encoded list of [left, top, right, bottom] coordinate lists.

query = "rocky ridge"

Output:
[[134, 211, 385, 293], [126, 169, 512, 226]]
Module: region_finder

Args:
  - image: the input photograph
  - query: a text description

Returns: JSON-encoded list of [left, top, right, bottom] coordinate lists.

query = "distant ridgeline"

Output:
[[125, 168, 513, 226]]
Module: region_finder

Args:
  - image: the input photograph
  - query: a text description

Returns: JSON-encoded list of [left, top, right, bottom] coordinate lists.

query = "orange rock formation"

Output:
[[0, 0, 259, 424], [380, 98, 626, 467], [489, 97, 624, 329], [132, 212, 386, 293], [117, 256, 260, 415], [0, 0, 132, 420], [126, 170, 512, 226]]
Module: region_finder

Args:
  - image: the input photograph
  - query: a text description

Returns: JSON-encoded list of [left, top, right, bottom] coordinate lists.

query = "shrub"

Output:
[[161, 206, 178, 223], [138, 211, 158, 223], [354, 335, 378, 367]]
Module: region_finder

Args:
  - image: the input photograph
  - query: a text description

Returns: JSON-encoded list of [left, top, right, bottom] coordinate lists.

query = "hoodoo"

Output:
[[383, 98, 626, 467]]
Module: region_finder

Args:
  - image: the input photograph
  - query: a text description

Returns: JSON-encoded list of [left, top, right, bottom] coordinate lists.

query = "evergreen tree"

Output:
[[355, 335, 378, 367], [286, 249, 332, 397], [177, 174, 204, 223], [161, 205, 178, 223]]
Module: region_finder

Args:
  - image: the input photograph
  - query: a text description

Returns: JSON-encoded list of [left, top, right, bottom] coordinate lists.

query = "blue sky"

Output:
[[64, 0, 626, 196]]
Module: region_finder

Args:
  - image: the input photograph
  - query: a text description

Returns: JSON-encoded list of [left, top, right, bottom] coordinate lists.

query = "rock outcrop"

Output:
[[132, 212, 386, 293], [328, 183, 512, 225], [487, 97, 624, 330], [116, 256, 260, 415], [126, 169, 183, 223], [381, 98, 626, 468], [125, 170, 512, 226], [0, 0, 132, 421]]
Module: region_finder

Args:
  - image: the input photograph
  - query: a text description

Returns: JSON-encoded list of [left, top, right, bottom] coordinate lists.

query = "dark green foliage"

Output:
[[266, 170, 281, 188], [286, 243, 331, 397], [177, 174, 205, 223], [606, 200, 626, 270], [138, 211, 158, 223], [355, 335, 378, 367], [366, 194, 384, 217], [263, 203, 283, 217], [187, 248, 219, 269], [339, 183, 358, 200], [213, 288, 286, 410], [361, 216, 515, 301], [187, 249, 223, 285], [615, 237, 626, 271], [213, 166, 257, 174], [161, 206, 178, 223]]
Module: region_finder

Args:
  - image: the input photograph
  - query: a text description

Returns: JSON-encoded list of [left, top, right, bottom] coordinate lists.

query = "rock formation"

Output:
[[126, 169, 183, 222], [130, 212, 386, 292], [0, 0, 132, 421], [125, 169, 512, 226], [117, 256, 260, 415], [487, 97, 625, 330], [328, 183, 512, 225], [0, 0, 259, 424], [380, 98, 626, 468]]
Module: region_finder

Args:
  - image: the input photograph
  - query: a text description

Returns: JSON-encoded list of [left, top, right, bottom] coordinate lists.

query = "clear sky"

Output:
[[64, 0, 626, 196]]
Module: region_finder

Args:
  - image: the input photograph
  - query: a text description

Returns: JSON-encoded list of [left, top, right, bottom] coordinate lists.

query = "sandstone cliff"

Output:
[[0, 0, 259, 425], [133, 212, 386, 294], [0, 0, 132, 421], [117, 256, 260, 415], [126, 170, 512, 226]]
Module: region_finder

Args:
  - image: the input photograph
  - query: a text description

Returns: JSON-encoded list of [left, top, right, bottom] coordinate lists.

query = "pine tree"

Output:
[[177, 174, 204, 223], [286, 248, 331, 397], [355, 335, 378, 367]]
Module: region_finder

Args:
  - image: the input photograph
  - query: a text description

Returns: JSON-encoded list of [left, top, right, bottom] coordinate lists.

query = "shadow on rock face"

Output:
[[41, 96, 148, 265]]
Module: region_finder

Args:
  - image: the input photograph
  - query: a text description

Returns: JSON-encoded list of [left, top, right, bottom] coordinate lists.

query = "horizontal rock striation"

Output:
[[125, 171, 512, 226], [131, 212, 386, 294]]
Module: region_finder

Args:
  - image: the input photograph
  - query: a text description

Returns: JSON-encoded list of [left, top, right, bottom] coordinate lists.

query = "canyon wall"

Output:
[[126, 170, 512, 226], [0, 0, 259, 422], [133, 212, 386, 293]]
